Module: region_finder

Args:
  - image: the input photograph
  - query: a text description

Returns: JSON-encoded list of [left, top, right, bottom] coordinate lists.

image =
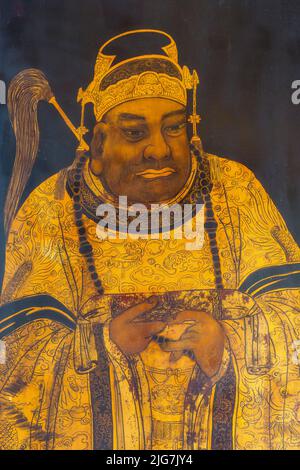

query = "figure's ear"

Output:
[[90, 122, 108, 175]]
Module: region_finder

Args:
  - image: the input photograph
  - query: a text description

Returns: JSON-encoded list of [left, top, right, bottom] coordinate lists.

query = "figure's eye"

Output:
[[164, 122, 186, 136], [121, 128, 146, 141]]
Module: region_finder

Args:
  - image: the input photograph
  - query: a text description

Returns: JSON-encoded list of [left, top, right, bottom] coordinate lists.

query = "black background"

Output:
[[0, 0, 300, 285]]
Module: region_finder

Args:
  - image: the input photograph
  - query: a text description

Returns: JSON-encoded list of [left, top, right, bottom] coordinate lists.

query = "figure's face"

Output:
[[90, 98, 191, 203]]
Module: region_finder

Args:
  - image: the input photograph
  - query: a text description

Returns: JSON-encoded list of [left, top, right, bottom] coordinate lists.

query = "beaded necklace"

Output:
[[72, 153, 104, 296], [189, 142, 224, 291], [71, 142, 223, 297]]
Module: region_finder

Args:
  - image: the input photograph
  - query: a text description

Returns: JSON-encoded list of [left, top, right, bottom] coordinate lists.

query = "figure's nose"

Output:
[[143, 130, 171, 161]]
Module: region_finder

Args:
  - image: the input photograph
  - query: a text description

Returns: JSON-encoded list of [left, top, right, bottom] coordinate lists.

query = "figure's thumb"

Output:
[[144, 321, 165, 337], [122, 296, 159, 322]]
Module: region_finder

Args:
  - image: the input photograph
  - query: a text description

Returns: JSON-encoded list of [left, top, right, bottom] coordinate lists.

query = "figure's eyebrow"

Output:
[[118, 113, 146, 121], [117, 108, 186, 122], [162, 109, 186, 120]]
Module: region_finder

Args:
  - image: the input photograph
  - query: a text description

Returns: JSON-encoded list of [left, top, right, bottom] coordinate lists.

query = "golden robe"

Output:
[[0, 153, 299, 450]]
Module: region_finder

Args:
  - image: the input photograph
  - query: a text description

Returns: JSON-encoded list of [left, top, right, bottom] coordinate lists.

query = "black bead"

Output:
[[205, 220, 217, 229], [75, 211, 82, 219], [202, 187, 208, 195], [79, 242, 93, 256], [73, 195, 103, 295], [74, 174, 81, 181], [73, 195, 80, 203], [206, 208, 214, 216]]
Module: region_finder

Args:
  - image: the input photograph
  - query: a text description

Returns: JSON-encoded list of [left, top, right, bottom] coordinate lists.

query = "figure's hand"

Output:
[[159, 310, 225, 378], [109, 296, 165, 355]]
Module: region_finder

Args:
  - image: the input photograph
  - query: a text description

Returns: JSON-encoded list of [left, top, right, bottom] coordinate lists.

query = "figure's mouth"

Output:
[[136, 167, 176, 179]]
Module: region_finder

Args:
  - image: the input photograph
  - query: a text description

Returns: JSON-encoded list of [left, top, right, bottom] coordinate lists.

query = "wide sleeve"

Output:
[[1, 173, 72, 305], [0, 174, 96, 450], [216, 161, 300, 449]]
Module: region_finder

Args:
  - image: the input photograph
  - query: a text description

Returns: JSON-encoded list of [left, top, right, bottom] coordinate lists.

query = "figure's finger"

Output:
[[142, 321, 166, 337], [121, 296, 159, 322], [167, 311, 202, 326], [177, 311, 200, 321], [178, 331, 198, 342], [181, 325, 202, 338], [159, 338, 192, 352]]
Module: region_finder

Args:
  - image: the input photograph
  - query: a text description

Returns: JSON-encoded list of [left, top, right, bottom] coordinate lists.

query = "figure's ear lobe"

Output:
[[90, 122, 108, 175]]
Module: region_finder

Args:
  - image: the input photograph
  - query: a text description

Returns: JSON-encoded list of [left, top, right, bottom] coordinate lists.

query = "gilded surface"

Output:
[[0, 29, 299, 451], [0, 154, 299, 449]]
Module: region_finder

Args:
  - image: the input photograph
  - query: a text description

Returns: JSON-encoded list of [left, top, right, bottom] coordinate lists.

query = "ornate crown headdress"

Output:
[[75, 29, 201, 148]]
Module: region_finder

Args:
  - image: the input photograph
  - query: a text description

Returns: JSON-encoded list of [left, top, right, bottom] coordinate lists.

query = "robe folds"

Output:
[[0, 153, 299, 450]]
